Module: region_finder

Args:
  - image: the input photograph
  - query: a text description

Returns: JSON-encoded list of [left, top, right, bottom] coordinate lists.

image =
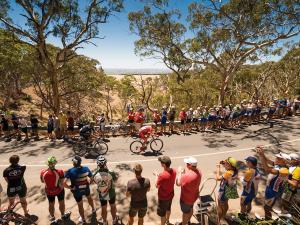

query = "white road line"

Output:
[[0, 138, 299, 168]]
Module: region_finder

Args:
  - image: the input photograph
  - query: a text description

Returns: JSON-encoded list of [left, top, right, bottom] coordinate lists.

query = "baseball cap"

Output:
[[275, 152, 291, 161], [289, 153, 300, 161], [245, 156, 258, 166], [133, 163, 143, 172], [158, 156, 171, 165], [184, 157, 197, 166], [226, 157, 238, 168]]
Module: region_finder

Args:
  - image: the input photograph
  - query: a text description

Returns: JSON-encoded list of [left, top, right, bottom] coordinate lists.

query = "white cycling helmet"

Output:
[[97, 156, 107, 167]]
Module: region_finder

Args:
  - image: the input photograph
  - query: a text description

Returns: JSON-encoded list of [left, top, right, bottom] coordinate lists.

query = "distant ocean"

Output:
[[103, 68, 170, 75]]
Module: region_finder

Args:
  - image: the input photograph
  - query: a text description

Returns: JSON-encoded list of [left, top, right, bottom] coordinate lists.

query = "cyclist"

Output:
[[138, 125, 154, 150], [240, 156, 260, 215], [93, 156, 118, 225], [40, 156, 70, 224], [3, 155, 29, 217], [64, 156, 95, 224], [79, 121, 96, 142]]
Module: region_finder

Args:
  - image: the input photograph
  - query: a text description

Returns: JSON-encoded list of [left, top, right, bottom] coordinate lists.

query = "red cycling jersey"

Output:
[[128, 112, 135, 121], [135, 112, 145, 123], [40, 168, 64, 196], [139, 126, 153, 139], [179, 111, 187, 120]]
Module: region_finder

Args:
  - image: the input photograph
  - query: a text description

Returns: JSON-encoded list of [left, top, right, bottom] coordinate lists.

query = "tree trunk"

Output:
[[218, 75, 230, 106], [49, 69, 60, 114]]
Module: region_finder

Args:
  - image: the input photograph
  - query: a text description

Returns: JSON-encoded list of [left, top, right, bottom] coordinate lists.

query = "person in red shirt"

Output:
[[135, 108, 145, 130], [128, 108, 135, 134], [152, 109, 161, 133], [154, 156, 176, 225], [176, 157, 202, 225], [138, 125, 153, 150], [179, 108, 187, 133], [40, 156, 70, 224]]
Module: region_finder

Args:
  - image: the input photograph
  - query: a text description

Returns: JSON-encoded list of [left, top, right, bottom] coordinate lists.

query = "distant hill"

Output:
[[103, 68, 171, 75]]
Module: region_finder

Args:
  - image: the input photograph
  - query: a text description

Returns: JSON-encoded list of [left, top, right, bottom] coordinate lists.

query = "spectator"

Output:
[[64, 156, 95, 224], [128, 108, 135, 134], [40, 156, 70, 224], [30, 114, 39, 138], [0, 114, 9, 138], [168, 106, 176, 132], [161, 109, 167, 134], [186, 108, 193, 131], [154, 156, 176, 225], [53, 115, 60, 140], [3, 155, 29, 216], [152, 109, 160, 133], [176, 157, 201, 225], [179, 108, 187, 133], [216, 157, 239, 223], [240, 156, 260, 215], [11, 113, 21, 140], [19, 117, 29, 141], [93, 156, 118, 225], [256, 147, 289, 219], [135, 108, 145, 130], [97, 113, 106, 136], [126, 164, 150, 225], [58, 111, 67, 137], [67, 111, 75, 136], [47, 115, 54, 140]]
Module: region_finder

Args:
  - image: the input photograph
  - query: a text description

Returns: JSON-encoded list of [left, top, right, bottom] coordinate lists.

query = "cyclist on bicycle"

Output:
[[40, 156, 70, 224], [79, 121, 96, 142], [93, 156, 118, 225], [139, 125, 154, 150]]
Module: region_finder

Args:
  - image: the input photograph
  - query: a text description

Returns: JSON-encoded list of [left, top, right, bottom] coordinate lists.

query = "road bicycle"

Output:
[[0, 202, 37, 225], [129, 134, 163, 154], [67, 136, 108, 156]]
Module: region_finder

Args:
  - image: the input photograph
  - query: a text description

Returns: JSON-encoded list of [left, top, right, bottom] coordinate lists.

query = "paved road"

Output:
[[0, 117, 299, 225]]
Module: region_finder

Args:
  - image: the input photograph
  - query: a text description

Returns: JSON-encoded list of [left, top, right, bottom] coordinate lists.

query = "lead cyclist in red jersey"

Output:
[[138, 125, 154, 150]]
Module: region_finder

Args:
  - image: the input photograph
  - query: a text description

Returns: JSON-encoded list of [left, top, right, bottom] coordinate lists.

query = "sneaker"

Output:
[[61, 211, 71, 220], [78, 216, 86, 224]]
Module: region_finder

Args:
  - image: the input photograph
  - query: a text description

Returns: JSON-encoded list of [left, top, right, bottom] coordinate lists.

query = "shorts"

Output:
[[13, 124, 19, 130], [47, 189, 65, 203], [192, 118, 198, 123], [186, 118, 192, 123], [128, 119, 134, 124], [180, 119, 185, 125], [7, 185, 27, 198], [264, 187, 280, 207], [21, 127, 28, 134], [129, 206, 147, 218], [47, 128, 53, 134], [67, 126, 74, 131], [100, 197, 116, 206], [241, 191, 255, 206], [218, 191, 228, 203], [180, 200, 193, 214], [99, 124, 105, 131], [72, 187, 90, 202], [157, 199, 172, 217]]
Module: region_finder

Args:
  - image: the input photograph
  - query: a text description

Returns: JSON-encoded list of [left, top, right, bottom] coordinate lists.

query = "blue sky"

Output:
[[8, 0, 192, 70]]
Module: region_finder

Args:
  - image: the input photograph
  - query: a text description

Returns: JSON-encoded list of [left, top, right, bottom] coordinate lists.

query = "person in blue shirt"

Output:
[[64, 156, 95, 224]]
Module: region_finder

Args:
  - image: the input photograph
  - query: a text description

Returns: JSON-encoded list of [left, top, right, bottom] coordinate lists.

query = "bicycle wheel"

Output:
[[130, 141, 143, 154], [73, 143, 86, 156], [150, 138, 163, 152], [92, 140, 108, 155]]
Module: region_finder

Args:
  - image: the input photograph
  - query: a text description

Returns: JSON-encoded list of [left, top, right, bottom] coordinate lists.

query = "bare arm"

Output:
[[216, 164, 222, 181]]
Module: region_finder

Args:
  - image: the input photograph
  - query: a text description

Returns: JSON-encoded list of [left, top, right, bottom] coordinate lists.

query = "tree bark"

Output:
[[218, 74, 230, 106]]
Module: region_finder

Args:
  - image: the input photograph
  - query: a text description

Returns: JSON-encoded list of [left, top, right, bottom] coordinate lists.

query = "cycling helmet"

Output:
[[72, 155, 82, 167], [97, 156, 107, 167], [47, 156, 57, 165]]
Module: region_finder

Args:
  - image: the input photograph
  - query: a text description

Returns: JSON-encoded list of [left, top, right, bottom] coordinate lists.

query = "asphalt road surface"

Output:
[[0, 117, 299, 225]]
